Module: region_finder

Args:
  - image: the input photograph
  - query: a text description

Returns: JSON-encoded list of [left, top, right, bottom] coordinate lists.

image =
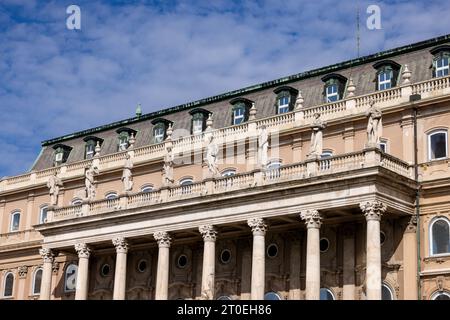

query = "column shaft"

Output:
[[39, 248, 56, 300], [75, 257, 90, 300], [199, 225, 217, 299], [112, 237, 129, 300], [403, 218, 418, 300], [154, 231, 172, 300], [248, 218, 267, 300]]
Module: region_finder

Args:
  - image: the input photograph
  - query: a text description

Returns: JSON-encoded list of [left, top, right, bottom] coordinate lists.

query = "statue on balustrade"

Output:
[[258, 125, 269, 169], [205, 134, 219, 177], [84, 164, 99, 200], [121, 153, 134, 192], [163, 145, 174, 186], [308, 113, 327, 158], [365, 99, 383, 147], [47, 173, 63, 206]]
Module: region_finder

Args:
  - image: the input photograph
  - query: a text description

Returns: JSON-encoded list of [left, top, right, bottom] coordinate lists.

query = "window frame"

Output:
[[431, 291, 450, 300], [31, 268, 43, 296], [10, 211, 20, 232], [377, 69, 393, 90], [429, 216, 450, 256], [264, 291, 282, 300], [320, 288, 335, 300], [3, 272, 14, 298], [118, 132, 130, 151], [52, 144, 72, 166], [326, 83, 339, 102], [433, 52, 450, 78], [232, 104, 246, 125], [140, 184, 154, 193], [39, 205, 48, 224], [179, 178, 194, 186], [427, 130, 448, 161], [71, 198, 83, 206], [153, 123, 166, 143], [221, 169, 237, 177], [381, 283, 394, 300], [105, 192, 118, 200]]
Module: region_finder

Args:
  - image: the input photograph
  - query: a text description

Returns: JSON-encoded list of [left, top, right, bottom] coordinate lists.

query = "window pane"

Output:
[[320, 288, 334, 300], [382, 285, 393, 300], [264, 292, 281, 300], [432, 219, 450, 254], [33, 270, 43, 295], [193, 119, 203, 134], [40, 207, 48, 224], [4, 274, 13, 297], [430, 132, 447, 159], [434, 293, 450, 300], [11, 213, 20, 231]]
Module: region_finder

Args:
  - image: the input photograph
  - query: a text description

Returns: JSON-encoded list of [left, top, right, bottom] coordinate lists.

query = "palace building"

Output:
[[1, 34, 450, 301]]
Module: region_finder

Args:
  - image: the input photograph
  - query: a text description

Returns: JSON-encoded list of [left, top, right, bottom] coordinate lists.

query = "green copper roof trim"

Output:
[[41, 33, 450, 147]]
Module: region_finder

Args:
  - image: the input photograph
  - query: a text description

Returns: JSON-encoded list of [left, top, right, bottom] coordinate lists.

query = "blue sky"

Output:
[[0, 0, 449, 178]]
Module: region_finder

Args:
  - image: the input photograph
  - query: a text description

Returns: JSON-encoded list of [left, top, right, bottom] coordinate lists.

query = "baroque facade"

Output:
[[1, 34, 450, 300]]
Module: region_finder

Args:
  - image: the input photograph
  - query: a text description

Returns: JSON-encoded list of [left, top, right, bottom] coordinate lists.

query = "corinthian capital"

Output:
[[300, 209, 322, 229], [74, 243, 92, 258], [154, 231, 172, 248], [360, 201, 387, 221], [112, 236, 129, 253], [39, 248, 57, 263], [199, 225, 218, 242], [247, 218, 268, 236]]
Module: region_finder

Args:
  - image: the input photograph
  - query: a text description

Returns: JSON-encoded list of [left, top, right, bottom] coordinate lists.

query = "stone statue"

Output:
[[308, 113, 327, 158], [84, 164, 98, 200], [205, 135, 219, 177], [163, 145, 174, 186], [258, 125, 269, 169], [366, 99, 382, 147], [47, 173, 63, 206], [121, 153, 133, 192]]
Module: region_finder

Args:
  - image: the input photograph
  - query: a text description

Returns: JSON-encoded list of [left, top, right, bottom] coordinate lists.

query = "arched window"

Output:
[[431, 46, 450, 78], [39, 206, 48, 224], [221, 169, 236, 177], [151, 118, 172, 144], [64, 264, 78, 292], [105, 192, 118, 200], [264, 292, 282, 300], [116, 127, 137, 151], [431, 291, 450, 300], [52, 144, 72, 166], [267, 160, 282, 170], [32, 268, 43, 295], [71, 198, 83, 206], [373, 60, 400, 91], [273, 86, 298, 114], [321, 74, 347, 103], [320, 288, 335, 300], [430, 217, 450, 255], [379, 139, 388, 153], [230, 98, 253, 125], [189, 108, 210, 134], [428, 130, 448, 161], [83, 136, 103, 159], [180, 178, 194, 186], [10, 211, 20, 232], [141, 184, 154, 193], [3, 272, 14, 298], [381, 283, 394, 300]]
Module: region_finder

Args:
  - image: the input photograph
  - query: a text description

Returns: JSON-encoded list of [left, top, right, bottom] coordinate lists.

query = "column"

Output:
[[17, 266, 28, 299], [300, 209, 322, 300], [240, 242, 252, 300], [288, 234, 302, 300], [74, 243, 92, 300], [360, 201, 386, 300], [342, 225, 355, 300], [403, 216, 418, 300], [39, 248, 57, 300], [247, 218, 268, 300], [199, 225, 218, 300], [112, 236, 129, 300], [154, 231, 172, 300]]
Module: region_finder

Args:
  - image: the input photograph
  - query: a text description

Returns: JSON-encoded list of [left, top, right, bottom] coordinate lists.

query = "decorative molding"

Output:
[[360, 201, 387, 221], [74, 243, 92, 259], [199, 225, 218, 242], [405, 215, 418, 233], [112, 236, 129, 253], [52, 262, 60, 274], [299, 209, 322, 229], [39, 248, 57, 263], [247, 218, 268, 236], [154, 231, 172, 248], [18, 266, 28, 279]]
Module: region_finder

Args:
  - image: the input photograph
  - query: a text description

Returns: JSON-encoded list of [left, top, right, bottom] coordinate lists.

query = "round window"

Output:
[[380, 231, 386, 245], [100, 264, 110, 277], [267, 244, 278, 258], [320, 238, 330, 253], [177, 254, 188, 268], [137, 259, 148, 273], [220, 249, 231, 264]]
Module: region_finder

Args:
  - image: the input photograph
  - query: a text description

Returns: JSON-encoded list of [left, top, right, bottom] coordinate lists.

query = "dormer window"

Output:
[[373, 60, 400, 91], [83, 136, 103, 159], [189, 108, 211, 134], [230, 98, 253, 125], [321, 74, 347, 103], [431, 46, 450, 78], [273, 86, 298, 114], [151, 118, 172, 143], [116, 127, 137, 151], [52, 144, 72, 166]]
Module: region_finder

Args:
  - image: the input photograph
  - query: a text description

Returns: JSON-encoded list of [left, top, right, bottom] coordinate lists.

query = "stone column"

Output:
[[247, 218, 268, 300], [17, 266, 28, 299], [39, 248, 57, 300], [342, 225, 355, 300], [199, 225, 218, 300], [112, 237, 129, 300], [300, 209, 322, 300], [360, 201, 387, 300], [74, 243, 92, 300], [154, 231, 172, 300], [403, 216, 418, 300]]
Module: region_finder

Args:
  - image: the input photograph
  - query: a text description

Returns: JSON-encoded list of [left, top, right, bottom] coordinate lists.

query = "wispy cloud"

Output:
[[0, 0, 449, 177]]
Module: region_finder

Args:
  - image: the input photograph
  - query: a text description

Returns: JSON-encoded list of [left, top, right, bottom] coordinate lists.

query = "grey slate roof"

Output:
[[31, 33, 450, 171]]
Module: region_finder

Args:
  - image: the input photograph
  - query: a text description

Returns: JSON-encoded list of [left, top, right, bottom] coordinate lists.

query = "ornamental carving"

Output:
[[39, 248, 57, 263], [74, 243, 92, 258], [112, 236, 129, 253], [199, 225, 218, 242], [247, 218, 268, 235], [154, 231, 172, 248], [52, 262, 60, 274], [405, 215, 418, 233], [18, 266, 28, 278], [300, 209, 322, 228], [359, 201, 387, 221]]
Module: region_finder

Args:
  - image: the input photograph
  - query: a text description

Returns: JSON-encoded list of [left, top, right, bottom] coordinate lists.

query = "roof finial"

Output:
[[136, 103, 142, 117]]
